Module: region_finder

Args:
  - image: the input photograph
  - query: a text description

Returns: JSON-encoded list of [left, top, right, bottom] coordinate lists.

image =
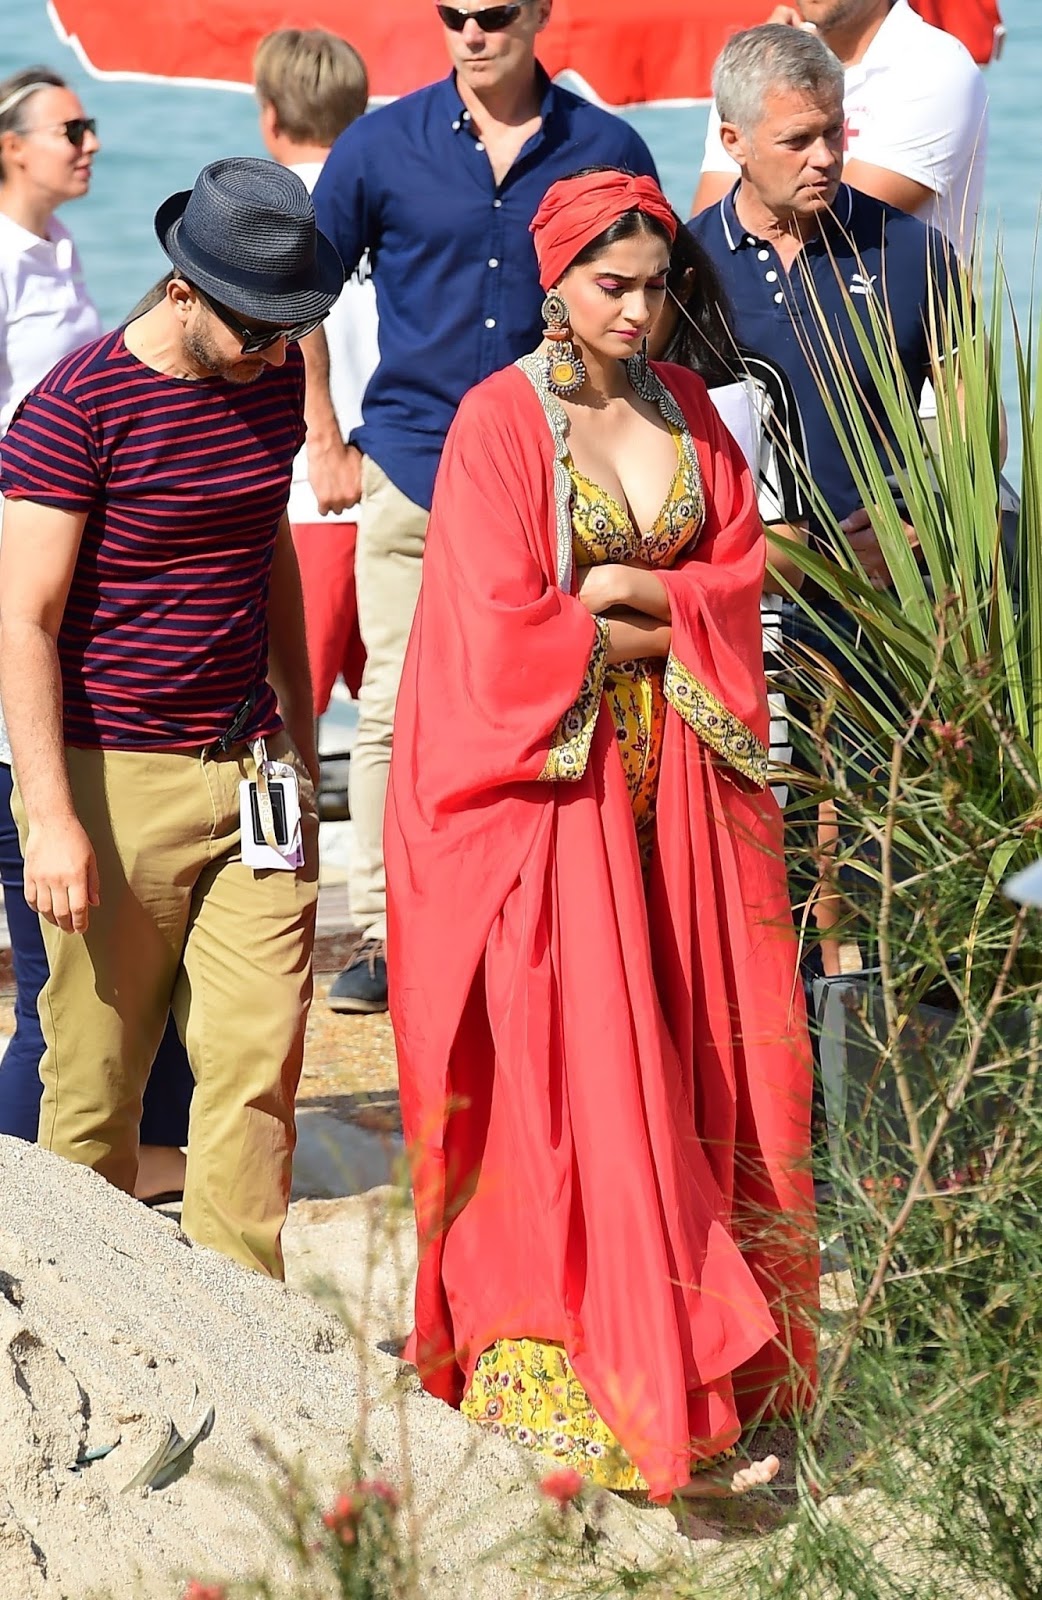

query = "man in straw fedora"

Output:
[[0, 156, 344, 1277]]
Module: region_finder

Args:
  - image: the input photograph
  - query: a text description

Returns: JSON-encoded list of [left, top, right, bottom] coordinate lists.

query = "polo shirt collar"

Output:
[[442, 60, 557, 133], [823, 183, 856, 236], [720, 180, 854, 251], [719, 182, 743, 251], [0, 211, 70, 261]]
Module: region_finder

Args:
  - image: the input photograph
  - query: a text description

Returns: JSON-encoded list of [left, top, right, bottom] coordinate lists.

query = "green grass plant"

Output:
[[748, 233, 1042, 1599]]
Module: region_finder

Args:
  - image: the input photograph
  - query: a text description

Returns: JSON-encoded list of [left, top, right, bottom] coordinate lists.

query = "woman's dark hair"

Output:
[[557, 166, 744, 386], [563, 165, 675, 266], [660, 224, 745, 387]]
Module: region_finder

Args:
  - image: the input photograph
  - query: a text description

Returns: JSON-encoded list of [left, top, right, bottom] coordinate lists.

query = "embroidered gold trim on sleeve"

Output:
[[663, 652, 768, 788], [539, 617, 611, 781]]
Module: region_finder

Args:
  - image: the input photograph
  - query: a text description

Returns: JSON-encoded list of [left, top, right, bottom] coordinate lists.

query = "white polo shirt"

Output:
[[0, 211, 101, 763], [0, 211, 100, 435], [699, 0, 989, 255], [287, 161, 379, 526]]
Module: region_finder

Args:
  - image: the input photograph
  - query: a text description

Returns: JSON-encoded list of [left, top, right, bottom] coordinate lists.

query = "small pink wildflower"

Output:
[[183, 1584, 227, 1600], [359, 1478, 400, 1511], [322, 1479, 400, 1544], [928, 719, 970, 754], [539, 1467, 584, 1506], [322, 1491, 359, 1544]]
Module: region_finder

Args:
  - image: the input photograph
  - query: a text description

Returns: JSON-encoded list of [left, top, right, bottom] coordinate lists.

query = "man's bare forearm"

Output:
[[300, 328, 362, 512], [266, 516, 317, 778], [763, 521, 809, 594], [267, 519, 312, 711], [0, 622, 76, 824], [300, 326, 341, 445]]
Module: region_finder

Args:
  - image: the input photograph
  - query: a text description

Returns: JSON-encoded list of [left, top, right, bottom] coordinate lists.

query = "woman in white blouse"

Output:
[[0, 68, 193, 1200], [0, 67, 100, 429]]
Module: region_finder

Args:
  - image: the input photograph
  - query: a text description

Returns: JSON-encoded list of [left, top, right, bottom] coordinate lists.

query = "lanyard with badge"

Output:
[[240, 738, 304, 871]]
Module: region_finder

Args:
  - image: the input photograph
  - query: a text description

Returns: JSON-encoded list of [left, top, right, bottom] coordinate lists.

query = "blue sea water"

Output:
[[3, 0, 1040, 479]]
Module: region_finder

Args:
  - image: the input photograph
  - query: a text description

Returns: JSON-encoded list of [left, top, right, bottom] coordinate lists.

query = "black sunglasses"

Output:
[[194, 285, 325, 355], [30, 117, 97, 148], [436, 1, 529, 30]]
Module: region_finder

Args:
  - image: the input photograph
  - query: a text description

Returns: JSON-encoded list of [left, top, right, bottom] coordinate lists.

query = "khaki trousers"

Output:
[[349, 457, 428, 939], [13, 734, 318, 1278]]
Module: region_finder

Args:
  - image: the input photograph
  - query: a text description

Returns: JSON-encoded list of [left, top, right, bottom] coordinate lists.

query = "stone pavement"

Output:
[[292, 1105, 403, 1200]]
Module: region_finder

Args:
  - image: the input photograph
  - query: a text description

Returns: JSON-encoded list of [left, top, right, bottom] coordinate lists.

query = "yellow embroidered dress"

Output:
[[567, 417, 704, 865], [460, 415, 708, 1489]]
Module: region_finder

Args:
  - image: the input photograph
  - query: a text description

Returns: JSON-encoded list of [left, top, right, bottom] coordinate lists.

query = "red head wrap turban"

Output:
[[529, 170, 678, 292]]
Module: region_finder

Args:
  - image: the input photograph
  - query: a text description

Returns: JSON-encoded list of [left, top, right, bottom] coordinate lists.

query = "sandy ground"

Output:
[[0, 989, 880, 1599], [295, 986, 402, 1130], [1, 1140, 711, 1600], [0, 996, 725, 1600]]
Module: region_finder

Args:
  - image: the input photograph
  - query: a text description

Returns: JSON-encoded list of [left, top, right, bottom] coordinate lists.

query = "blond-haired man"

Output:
[[256, 28, 379, 719]]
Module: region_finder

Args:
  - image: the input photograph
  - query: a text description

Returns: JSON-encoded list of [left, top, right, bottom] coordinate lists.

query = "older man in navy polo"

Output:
[[689, 24, 956, 587], [303, 0, 656, 1013], [690, 23, 959, 982]]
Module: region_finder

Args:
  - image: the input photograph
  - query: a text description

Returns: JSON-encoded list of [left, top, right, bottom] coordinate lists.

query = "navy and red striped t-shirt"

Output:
[[0, 329, 306, 749]]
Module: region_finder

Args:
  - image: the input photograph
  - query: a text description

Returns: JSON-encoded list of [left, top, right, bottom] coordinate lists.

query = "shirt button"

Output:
[[773, 291, 784, 304], [745, 236, 757, 246], [492, 198, 502, 208], [485, 317, 496, 328], [462, 110, 471, 121], [765, 270, 778, 282], [475, 141, 485, 151], [757, 249, 770, 261], [488, 258, 499, 268], [452, 119, 461, 130]]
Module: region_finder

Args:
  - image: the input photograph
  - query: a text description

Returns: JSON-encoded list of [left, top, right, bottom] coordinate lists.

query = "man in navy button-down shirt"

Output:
[[305, 0, 656, 1012]]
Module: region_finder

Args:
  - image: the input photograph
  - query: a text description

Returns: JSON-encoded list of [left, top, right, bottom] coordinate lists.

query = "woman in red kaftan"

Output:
[[385, 170, 817, 1503]]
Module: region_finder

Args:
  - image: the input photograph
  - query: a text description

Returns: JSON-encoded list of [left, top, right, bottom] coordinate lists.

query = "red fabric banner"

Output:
[[48, 0, 1004, 107]]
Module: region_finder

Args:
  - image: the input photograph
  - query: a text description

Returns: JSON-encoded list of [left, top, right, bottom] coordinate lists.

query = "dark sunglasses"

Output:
[[194, 285, 325, 355], [29, 117, 97, 147], [436, 1, 529, 30]]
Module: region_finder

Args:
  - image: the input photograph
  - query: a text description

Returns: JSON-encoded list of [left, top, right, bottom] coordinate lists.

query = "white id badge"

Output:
[[240, 744, 304, 871]]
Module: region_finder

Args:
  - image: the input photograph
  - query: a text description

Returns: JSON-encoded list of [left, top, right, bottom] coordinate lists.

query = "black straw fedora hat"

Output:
[[155, 156, 344, 324]]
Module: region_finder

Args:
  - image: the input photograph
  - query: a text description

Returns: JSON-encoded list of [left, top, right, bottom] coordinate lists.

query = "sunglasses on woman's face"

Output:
[[195, 286, 324, 355], [29, 118, 97, 148], [436, 1, 529, 31]]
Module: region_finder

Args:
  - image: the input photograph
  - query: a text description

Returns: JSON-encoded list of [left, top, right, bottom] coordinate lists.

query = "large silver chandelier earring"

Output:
[[541, 288, 586, 396]]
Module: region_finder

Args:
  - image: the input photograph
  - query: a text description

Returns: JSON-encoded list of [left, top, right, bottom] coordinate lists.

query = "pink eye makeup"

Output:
[[595, 276, 668, 295]]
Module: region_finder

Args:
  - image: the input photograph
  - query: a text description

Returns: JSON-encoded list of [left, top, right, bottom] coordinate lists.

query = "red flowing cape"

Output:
[[386, 359, 817, 1502]]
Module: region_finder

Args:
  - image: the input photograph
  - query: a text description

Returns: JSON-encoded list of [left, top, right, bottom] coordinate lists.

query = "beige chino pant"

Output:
[[348, 457, 428, 940], [13, 734, 318, 1278]]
